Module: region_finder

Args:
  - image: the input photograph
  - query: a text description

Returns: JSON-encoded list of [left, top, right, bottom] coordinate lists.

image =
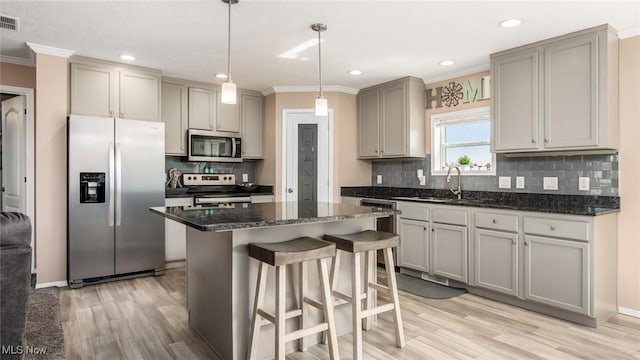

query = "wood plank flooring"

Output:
[[61, 267, 640, 359]]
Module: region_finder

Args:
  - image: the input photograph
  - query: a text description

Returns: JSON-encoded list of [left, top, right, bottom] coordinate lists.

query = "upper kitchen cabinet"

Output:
[[70, 57, 161, 121], [240, 90, 264, 159], [491, 25, 619, 153], [161, 79, 188, 156], [357, 76, 425, 159], [217, 98, 240, 133], [188, 86, 217, 131]]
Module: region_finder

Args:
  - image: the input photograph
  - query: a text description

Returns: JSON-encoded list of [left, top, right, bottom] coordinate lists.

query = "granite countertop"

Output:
[[342, 186, 620, 216], [151, 201, 397, 232]]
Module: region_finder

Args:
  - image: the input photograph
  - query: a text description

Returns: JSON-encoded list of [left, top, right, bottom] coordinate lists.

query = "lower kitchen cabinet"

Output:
[[524, 235, 590, 315], [165, 197, 190, 261], [398, 218, 429, 272], [474, 228, 518, 296], [431, 223, 468, 283]]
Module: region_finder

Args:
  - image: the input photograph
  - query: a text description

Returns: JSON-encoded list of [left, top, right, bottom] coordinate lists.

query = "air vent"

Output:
[[0, 15, 19, 31]]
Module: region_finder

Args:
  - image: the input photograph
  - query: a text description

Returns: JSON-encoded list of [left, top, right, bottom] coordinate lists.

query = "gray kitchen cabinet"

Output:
[[217, 99, 240, 133], [240, 91, 264, 159], [250, 194, 274, 203], [474, 229, 518, 296], [357, 76, 425, 159], [398, 218, 429, 272], [188, 87, 217, 131], [161, 80, 189, 155], [165, 197, 191, 261], [70, 58, 161, 121], [524, 235, 589, 315], [431, 223, 468, 283], [490, 24, 618, 153]]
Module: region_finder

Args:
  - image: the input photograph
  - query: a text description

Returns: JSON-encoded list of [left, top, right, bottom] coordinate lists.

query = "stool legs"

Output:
[[275, 265, 287, 360], [352, 252, 363, 360], [248, 262, 268, 360], [384, 247, 405, 348], [362, 250, 375, 331], [317, 258, 340, 360], [298, 262, 308, 352]]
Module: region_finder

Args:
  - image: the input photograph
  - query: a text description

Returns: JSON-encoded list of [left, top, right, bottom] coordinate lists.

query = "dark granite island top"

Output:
[[150, 201, 397, 232]]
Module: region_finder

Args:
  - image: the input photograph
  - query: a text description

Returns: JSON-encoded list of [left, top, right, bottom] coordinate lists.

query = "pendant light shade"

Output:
[[221, 0, 238, 104], [311, 23, 327, 116]]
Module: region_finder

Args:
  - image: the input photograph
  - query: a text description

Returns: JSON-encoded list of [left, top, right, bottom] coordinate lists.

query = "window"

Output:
[[431, 106, 495, 175]]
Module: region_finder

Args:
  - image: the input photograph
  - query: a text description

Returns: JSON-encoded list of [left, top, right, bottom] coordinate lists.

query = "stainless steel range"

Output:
[[182, 173, 251, 205]]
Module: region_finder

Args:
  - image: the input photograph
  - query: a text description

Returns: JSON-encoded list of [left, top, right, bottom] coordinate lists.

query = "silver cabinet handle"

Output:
[[374, 149, 378, 153], [492, 219, 497, 224], [531, 139, 536, 143], [115, 143, 122, 226], [544, 138, 549, 143], [549, 225, 556, 231], [524, 240, 529, 246], [108, 143, 115, 226]]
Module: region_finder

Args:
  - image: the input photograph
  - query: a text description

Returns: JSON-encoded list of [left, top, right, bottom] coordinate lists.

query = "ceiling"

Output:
[[1, 1, 639, 94]]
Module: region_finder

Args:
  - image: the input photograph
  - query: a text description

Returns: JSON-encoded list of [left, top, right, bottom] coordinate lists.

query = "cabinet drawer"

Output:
[[475, 212, 518, 232], [398, 203, 429, 222], [524, 217, 589, 241], [432, 208, 468, 226]]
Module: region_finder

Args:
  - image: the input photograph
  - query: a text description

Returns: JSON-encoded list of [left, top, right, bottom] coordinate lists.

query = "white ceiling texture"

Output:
[[1, 0, 639, 93]]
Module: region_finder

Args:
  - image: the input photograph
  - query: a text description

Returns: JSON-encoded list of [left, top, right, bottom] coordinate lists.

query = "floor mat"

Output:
[[396, 273, 466, 299]]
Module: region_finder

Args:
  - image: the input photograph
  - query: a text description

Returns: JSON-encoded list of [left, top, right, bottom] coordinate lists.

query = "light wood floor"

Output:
[[61, 268, 640, 360]]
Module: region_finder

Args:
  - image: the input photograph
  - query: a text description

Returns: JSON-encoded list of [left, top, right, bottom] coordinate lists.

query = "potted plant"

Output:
[[458, 155, 471, 171]]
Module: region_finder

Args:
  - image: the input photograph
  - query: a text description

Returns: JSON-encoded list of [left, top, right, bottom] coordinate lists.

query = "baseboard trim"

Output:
[[618, 307, 640, 319], [165, 260, 185, 269], [35, 280, 68, 289]]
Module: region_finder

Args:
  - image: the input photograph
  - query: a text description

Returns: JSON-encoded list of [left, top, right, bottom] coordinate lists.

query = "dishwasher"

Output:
[[359, 199, 398, 270]]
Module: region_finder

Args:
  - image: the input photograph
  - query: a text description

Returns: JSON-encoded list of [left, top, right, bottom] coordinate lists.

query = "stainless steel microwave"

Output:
[[188, 129, 242, 162]]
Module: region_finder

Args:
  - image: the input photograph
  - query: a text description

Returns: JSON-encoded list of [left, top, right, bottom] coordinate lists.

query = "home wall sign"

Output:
[[426, 75, 490, 109]]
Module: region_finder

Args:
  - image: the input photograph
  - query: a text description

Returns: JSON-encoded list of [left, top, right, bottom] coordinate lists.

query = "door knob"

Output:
[[287, 188, 293, 193]]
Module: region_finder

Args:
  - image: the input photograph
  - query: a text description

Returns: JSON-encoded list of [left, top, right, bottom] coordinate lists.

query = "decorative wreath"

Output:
[[442, 82, 464, 107]]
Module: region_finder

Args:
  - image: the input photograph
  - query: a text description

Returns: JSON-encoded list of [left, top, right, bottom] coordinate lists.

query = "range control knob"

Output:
[[187, 176, 192, 180]]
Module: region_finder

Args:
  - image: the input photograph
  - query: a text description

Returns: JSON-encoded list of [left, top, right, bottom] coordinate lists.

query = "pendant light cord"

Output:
[[318, 29, 323, 96], [226, 1, 231, 82]]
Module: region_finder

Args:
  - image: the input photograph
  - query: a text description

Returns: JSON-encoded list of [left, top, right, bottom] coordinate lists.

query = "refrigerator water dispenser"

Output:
[[79, 172, 106, 203]]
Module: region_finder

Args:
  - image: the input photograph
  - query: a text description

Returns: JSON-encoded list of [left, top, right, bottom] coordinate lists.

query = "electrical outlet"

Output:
[[498, 176, 512, 189], [579, 177, 590, 191], [543, 177, 558, 190], [417, 169, 424, 178], [376, 175, 383, 184], [516, 176, 525, 189], [242, 174, 248, 182], [419, 176, 426, 186]]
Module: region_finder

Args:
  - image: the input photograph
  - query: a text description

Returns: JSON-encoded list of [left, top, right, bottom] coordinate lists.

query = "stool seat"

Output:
[[323, 230, 399, 253], [248, 237, 336, 267]]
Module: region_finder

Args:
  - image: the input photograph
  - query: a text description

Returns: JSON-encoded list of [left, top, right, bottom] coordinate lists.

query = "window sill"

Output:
[[431, 170, 497, 177]]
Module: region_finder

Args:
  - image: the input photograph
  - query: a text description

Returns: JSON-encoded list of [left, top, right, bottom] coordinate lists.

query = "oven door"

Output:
[[194, 195, 252, 205], [188, 129, 242, 162]]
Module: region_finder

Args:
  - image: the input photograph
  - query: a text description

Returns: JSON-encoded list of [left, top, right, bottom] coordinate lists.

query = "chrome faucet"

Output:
[[446, 165, 462, 199]]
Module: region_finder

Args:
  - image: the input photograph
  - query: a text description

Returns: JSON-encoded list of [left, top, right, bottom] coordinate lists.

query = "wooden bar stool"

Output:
[[247, 237, 340, 360], [323, 230, 405, 360]]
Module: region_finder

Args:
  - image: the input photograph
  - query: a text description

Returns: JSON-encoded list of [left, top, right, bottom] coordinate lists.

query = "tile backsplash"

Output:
[[165, 156, 257, 184], [371, 154, 618, 196]]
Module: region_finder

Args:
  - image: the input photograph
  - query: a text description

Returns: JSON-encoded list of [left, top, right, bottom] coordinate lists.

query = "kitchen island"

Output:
[[151, 202, 397, 360]]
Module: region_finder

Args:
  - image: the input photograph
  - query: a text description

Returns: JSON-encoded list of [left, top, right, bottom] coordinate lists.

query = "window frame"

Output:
[[431, 106, 496, 176]]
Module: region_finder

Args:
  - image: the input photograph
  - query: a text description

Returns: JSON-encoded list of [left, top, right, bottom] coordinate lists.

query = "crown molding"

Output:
[[26, 42, 74, 58], [618, 26, 640, 39], [266, 85, 359, 96], [422, 63, 490, 86], [0, 54, 35, 67]]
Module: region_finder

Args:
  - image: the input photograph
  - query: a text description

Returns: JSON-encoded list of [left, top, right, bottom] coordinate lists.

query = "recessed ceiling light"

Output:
[[215, 73, 228, 79], [348, 70, 362, 75], [119, 54, 135, 61], [498, 18, 522, 28], [299, 57, 310, 61], [439, 60, 455, 66]]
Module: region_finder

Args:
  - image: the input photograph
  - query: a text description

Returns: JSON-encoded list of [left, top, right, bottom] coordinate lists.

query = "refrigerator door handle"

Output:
[[115, 143, 122, 226], [108, 143, 115, 226]]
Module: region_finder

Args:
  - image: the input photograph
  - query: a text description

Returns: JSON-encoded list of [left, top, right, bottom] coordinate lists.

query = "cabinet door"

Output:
[[431, 223, 468, 283], [188, 87, 216, 130], [162, 82, 188, 155], [70, 62, 117, 117], [398, 218, 429, 272], [217, 99, 240, 133], [357, 89, 380, 158], [119, 69, 160, 121], [474, 229, 518, 296], [544, 34, 598, 149], [380, 82, 407, 156], [491, 49, 540, 151], [241, 93, 263, 159], [524, 235, 590, 315]]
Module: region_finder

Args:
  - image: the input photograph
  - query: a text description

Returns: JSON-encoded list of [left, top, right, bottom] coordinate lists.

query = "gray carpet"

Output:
[[24, 287, 65, 360], [396, 273, 466, 299]]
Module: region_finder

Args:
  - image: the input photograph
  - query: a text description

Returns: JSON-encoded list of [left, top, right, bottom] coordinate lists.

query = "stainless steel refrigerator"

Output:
[[67, 115, 165, 288]]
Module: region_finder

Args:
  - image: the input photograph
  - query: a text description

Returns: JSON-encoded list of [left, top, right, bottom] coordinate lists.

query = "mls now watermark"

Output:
[[2, 345, 48, 355]]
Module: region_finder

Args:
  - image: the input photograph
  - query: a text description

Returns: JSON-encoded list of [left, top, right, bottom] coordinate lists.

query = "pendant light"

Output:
[[311, 23, 328, 116], [221, 0, 238, 104]]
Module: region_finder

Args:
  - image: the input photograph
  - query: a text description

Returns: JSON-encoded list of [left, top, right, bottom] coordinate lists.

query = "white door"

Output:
[[283, 110, 332, 202], [1, 95, 26, 213]]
